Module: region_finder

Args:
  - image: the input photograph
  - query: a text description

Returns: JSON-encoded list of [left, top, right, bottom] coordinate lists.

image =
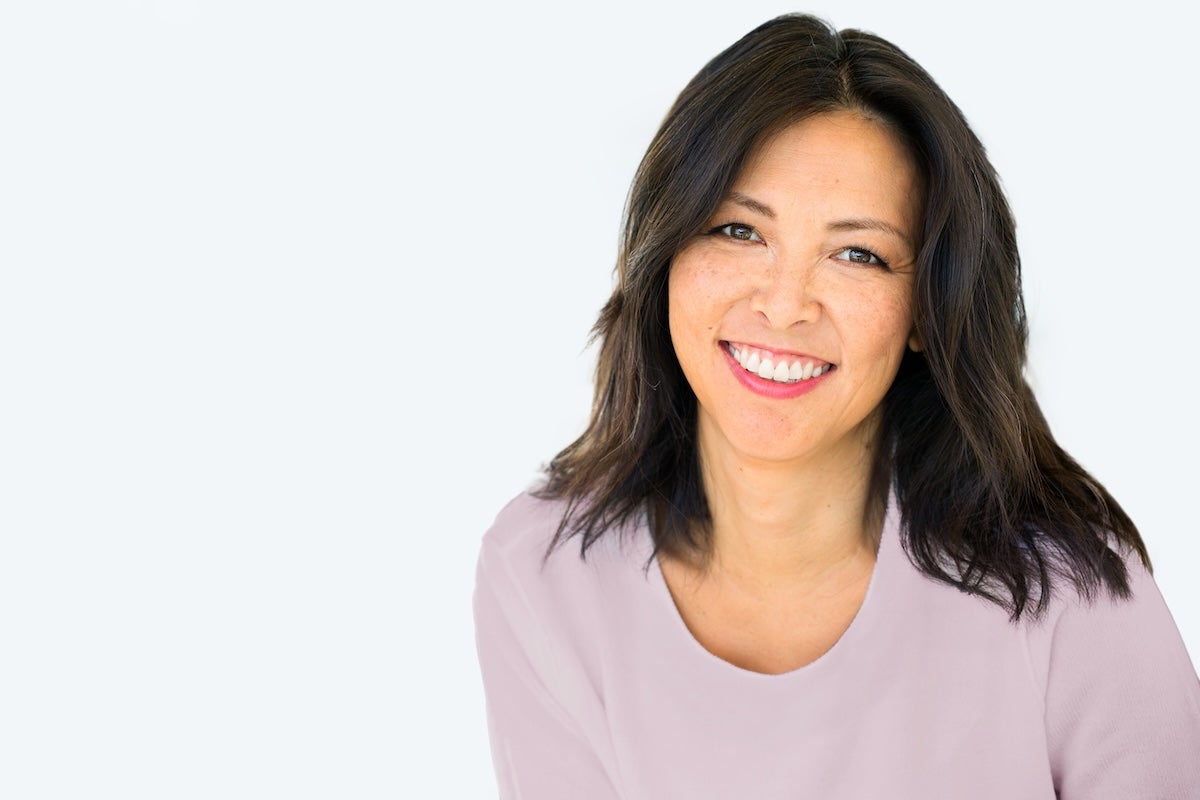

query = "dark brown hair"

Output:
[[535, 13, 1148, 621]]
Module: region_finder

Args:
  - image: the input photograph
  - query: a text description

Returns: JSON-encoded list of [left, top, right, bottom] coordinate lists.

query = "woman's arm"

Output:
[[1041, 549, 1200, 798], [473, 538, 623, 799]]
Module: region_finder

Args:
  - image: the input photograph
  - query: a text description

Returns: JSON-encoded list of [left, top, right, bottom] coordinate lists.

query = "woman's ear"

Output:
[[907, 328, 924, 353]]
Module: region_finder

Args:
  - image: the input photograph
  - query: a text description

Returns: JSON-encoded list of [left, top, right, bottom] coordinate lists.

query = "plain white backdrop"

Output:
[[1, 0, 1196, 797]]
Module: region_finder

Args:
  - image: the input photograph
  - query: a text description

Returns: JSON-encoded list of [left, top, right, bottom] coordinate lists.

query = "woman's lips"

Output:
[[723, 341, 834, 384], [720, 341, 836, 398]]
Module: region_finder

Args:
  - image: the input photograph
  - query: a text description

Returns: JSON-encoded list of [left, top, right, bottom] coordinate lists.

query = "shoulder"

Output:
[[1022, 543, 1200, 796], [481, 489, 641, 563], [475, 490, 643, 617], [480, 491, 571, 555], [1000, 536, 1196, 693], [884, 528, 1195, 683], [478, 491, 593, 583], [1024, 542, 1189, 673], [473, 491, 648, 689]]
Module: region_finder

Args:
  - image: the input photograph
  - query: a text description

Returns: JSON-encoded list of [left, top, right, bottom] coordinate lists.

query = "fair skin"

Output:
[[661, 110, 924, 674]]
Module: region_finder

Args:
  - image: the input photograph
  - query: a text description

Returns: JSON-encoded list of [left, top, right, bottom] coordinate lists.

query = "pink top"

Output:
[[472, 490, 1200, 799]]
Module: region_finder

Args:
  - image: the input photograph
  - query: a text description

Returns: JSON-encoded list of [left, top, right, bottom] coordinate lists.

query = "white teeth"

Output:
[[728, 343, 833, 384]]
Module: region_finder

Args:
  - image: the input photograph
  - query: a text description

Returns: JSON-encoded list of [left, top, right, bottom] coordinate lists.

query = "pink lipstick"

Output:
[[721, 341, 835, 399]]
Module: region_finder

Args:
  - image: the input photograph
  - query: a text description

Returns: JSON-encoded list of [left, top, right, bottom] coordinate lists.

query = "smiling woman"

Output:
[[471, 13, 1200, 799], [669, 112, 921, 477]]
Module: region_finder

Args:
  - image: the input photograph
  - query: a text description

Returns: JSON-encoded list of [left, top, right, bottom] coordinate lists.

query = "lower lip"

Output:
[[722, 344, 833, 399]]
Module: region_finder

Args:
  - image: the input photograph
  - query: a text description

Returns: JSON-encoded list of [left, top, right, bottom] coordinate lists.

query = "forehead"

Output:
[[730, 111, 924, 232]]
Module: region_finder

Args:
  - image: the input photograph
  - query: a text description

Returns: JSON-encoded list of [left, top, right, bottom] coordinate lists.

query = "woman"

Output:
[[472, 13, 1200, 798]]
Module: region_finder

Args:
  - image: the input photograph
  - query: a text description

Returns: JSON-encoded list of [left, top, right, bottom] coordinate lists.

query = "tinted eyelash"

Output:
[[844, 246, 890, 269], [706, 222, 758, 240]]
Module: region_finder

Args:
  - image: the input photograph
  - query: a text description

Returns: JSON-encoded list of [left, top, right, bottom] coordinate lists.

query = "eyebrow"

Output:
[[828, 218, 912, 248], [727, 191, 776, 219]]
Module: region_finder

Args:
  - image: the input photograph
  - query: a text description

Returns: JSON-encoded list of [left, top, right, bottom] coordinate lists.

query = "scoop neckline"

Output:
[[644, 491, 898, 683]]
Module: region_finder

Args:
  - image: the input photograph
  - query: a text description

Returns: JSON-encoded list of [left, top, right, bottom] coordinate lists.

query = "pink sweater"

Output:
[[473, 490, 1200, 798]]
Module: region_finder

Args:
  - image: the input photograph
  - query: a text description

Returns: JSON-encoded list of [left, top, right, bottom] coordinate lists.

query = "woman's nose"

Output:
[[749, 255, 821, 329]]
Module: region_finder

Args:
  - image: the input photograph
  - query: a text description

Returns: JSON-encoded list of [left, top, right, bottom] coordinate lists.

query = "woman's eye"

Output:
[[710, 223, 763, 242], [835, 247, 889, 268]]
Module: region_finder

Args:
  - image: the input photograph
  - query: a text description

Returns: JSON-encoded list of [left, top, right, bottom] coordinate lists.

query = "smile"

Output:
[[724, 342, 835, 384]]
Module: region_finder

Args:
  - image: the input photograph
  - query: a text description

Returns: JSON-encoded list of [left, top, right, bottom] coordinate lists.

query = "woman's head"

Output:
[[668, 110, 924, 475], [542, 14, 1143, 619], [593, 13, 1020, 497]]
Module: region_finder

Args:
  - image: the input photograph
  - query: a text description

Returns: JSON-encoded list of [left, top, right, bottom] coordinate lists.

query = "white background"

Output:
[[2, 0, 1196, 797]]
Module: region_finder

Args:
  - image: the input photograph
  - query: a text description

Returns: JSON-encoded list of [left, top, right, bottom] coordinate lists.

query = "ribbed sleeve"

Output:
[[472, 537, 623, 799], [1042, 552, 1200, 799]]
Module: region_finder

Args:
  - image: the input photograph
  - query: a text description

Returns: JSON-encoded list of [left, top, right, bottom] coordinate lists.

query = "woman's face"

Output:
[[668, 111, 923, 469]]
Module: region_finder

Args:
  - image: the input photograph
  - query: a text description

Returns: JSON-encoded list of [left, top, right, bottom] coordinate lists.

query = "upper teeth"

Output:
[[728, 344, 832, 384]]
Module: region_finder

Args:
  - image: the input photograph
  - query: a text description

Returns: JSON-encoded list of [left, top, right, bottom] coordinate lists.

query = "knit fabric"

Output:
[[473, 490, 1200, 799]]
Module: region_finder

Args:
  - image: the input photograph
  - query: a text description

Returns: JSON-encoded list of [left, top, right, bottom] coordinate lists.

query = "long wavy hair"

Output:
[[535, 13, 1148, 622]]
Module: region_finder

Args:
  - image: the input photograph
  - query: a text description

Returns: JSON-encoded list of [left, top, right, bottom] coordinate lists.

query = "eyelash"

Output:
[[837, 246, 890, 269], [707, 222, 762, 242], [706, 222, 891, 269]]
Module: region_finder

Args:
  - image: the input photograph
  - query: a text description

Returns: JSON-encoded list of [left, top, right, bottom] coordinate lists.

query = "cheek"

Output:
[[668, 257, 724, 340], [878, 293, 914, 336], [843, 286, 915, 357], [666, 265, 688, 347]]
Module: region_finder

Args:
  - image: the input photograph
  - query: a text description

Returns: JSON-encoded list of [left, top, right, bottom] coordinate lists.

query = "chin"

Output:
[[713, 420, 823, 466]]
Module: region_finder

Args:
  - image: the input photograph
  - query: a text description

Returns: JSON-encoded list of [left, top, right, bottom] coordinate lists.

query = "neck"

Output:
[[693, 411, 886, 595]]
